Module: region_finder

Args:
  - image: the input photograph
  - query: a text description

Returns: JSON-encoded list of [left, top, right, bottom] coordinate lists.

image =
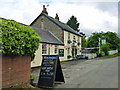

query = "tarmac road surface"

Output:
[[54, 57, 119, 88], [31, 56, 119, 88]]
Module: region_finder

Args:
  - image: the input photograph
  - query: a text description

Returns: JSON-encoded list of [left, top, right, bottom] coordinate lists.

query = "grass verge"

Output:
[[102, 53, 120, 59]]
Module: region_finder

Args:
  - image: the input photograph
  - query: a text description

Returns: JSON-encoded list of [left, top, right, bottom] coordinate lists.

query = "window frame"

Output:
[[67, 48, 70, 55], [68, 32, 70, 40], [42, 44, 47, 55], [54, 45, 58, 54]]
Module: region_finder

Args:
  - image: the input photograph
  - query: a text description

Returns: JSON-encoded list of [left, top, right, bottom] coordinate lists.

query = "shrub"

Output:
[[118, 43, 120, 53], [30, 75, 35, 80], [100, 43, 110, 56], [1, 18, 40, 61]]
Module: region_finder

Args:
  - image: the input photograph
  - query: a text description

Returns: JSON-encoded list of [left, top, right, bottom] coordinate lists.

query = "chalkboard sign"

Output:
[[38, 55, 64, 88]]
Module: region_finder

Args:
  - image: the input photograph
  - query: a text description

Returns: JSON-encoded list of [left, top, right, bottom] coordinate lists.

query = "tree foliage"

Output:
[[80, 32, 87, 48], [67, 15, 80, 32], [1, 19, 40, 61], [101, 43, 110, 56], [87, 32, 120, 53], [104, 32, 119, 50]]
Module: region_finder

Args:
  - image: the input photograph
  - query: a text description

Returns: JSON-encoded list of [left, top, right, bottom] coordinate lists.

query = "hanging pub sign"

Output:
[[38, 55, 65, 88], [59, 49, 64, 57], [102, 39, 106, 45]]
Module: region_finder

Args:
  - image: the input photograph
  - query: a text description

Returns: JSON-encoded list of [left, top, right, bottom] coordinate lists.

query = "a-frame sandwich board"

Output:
[[38, 55, 65, 88]]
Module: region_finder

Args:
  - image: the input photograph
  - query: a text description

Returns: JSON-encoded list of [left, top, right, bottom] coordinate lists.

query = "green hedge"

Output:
[[1, 18, 40, 61]]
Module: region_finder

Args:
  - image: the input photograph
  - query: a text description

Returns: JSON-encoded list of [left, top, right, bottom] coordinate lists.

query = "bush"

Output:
[[100, 43, 110, 56], [1, 18, 40, 61], [118, 43, 120, 53]]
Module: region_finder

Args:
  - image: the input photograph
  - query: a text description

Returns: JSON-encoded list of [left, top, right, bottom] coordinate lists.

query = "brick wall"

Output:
[[2, 55, 31, 88]]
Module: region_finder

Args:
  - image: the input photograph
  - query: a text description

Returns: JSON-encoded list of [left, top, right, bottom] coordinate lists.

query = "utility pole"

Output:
[[99, 38, 101, 54]]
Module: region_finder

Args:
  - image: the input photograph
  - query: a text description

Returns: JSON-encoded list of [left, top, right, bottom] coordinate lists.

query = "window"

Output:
[[67, 48, 70, 55], [42, 44, 47, 54], [54, 45, 58, 54], [48, 47, 50, 55], [78, 37, 80, 42], [68, 32, 70, 40], [77, 49, 79, 55]]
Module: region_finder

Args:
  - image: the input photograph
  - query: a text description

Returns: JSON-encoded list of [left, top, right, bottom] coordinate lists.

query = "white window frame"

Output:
[[67, 48, 70, 55], [68, 32, 70, 40], [77, 49, 79, 55], [54, 45, 58, 54], [42, 44, 47, 55]]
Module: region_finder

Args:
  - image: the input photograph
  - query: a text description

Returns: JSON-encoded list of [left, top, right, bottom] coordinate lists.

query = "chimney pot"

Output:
[[42, 5, 48, 15], [55, 13, 59, 20]]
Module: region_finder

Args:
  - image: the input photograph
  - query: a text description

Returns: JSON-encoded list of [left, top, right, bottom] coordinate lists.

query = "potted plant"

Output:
[[78, 42, 81, 46], [30, 75, 35, 85], [68, 40, 72, 43], [67, 55, 72, 58]]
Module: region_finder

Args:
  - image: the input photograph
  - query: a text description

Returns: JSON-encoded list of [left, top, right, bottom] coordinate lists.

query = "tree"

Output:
[[101, 43, 110, 56], [87, 32, 103, 53], [1, 18, 40, 61], [118, 43, 120, 53], [104, 32, 119, 50], [80, 32, 86, 48], [86, 31, 120, 53], [67, 15, 80, 32]]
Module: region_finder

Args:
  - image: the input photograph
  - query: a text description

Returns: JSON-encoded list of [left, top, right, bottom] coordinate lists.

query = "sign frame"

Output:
[[38, 55, 65, 88]]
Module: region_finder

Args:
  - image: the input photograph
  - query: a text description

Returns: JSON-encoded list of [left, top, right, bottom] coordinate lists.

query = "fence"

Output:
[[108, 50, 118, 55]]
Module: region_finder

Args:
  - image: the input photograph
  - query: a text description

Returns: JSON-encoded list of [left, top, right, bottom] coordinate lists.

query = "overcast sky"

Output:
[[0, 0, 119, 38]]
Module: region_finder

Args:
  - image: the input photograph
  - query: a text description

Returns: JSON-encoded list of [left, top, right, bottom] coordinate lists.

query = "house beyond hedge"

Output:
[[31, 27, 64, 67], [30, 5, 82, 67]]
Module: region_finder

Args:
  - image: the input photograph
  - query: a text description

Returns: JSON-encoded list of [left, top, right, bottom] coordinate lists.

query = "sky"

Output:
[[0, 0, 119, 38]]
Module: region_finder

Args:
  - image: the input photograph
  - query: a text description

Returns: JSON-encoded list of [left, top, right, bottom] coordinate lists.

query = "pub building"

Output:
[[31, 5, 82, 67]]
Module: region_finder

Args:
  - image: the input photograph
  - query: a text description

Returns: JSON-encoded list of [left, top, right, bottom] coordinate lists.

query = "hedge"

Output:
[[1, 18, 40, 61]]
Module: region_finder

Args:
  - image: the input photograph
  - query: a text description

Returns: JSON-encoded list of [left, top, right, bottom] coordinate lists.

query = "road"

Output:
[[54, 57, 118, 88]]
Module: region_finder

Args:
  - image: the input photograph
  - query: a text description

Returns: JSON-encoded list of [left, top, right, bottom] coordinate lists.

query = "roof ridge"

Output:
[[48, 31, 64, 44], [41, 13, 82, 37]]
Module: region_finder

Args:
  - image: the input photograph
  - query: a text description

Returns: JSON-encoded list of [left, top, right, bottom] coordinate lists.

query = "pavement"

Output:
[[31, 56, 119, 88]]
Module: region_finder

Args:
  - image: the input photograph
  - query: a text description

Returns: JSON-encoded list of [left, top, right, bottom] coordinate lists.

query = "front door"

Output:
[[72, 47, 74, 58], [72, 47, 77, 58], [75, 48, 77, 56]]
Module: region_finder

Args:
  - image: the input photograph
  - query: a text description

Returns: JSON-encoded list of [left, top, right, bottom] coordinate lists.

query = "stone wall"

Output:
[[31, 15, 63, 42]]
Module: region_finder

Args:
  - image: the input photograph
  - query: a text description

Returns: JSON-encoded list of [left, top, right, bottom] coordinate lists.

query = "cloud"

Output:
[[47, 2, 118, 37], [0, 0, 118, 37], [0, 0, 42, 24]]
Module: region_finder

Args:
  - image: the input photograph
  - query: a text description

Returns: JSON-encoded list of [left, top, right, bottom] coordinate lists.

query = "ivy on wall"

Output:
[[1, 18, 40, 61]]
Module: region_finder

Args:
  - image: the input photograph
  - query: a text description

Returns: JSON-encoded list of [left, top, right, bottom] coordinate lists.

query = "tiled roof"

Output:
[[30, 13, 82, 37], [32, 27, 64, 45]]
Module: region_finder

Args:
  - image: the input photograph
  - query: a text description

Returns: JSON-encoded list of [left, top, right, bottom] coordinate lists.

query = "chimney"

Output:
[[55, 13, 59, 20], [42, 5, 48, 15]]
